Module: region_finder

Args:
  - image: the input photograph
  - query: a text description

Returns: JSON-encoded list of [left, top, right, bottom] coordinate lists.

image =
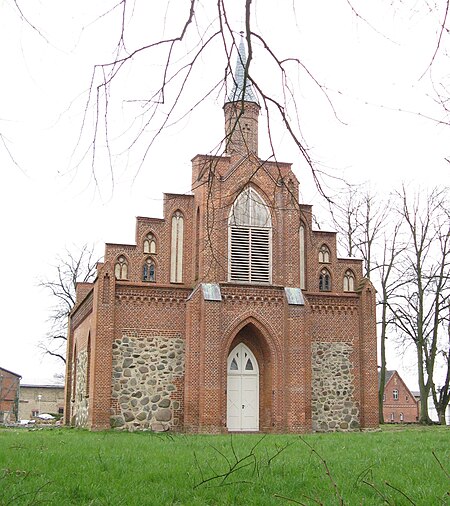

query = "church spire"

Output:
[[223, 34, 260, 157], [226, 35, 258, 105]]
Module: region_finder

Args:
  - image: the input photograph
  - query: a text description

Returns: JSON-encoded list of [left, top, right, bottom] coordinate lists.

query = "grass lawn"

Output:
[[0, 425, 448, 505]]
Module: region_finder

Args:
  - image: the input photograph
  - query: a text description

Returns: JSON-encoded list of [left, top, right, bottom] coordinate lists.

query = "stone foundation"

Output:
[[311, 342, 359, 432], [111, 333, 184, 431], [73, 350, 89, 427]]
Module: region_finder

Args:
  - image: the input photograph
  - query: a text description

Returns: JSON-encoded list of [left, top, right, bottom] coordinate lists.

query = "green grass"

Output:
[[0, 426, 448, 505]]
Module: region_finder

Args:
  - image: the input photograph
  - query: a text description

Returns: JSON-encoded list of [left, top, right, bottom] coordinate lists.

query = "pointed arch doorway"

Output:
[[227, 343, 259, 431]]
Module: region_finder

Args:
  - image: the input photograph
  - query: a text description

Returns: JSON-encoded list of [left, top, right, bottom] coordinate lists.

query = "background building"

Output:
[[0, 367, 21, 423], [0, 367, 22, 423], [381, 370, 419, 423], [18, 385, 64, 421]]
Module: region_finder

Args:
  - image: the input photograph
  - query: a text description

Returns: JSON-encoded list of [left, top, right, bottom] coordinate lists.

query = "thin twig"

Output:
[[299, 437, 344, 506], [384, 481, 416, 505], [433, 450, 450, 479]]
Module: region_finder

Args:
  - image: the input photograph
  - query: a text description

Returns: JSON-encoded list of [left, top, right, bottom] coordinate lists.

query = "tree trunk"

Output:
[[438, 410, 446, 425], [378, 300, 388, 424], [417, 343, 432, 424]]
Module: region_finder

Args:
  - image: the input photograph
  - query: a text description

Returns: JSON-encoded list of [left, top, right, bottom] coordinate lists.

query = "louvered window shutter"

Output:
[[230, 227, 270, 283], [250, 229, 270, 282], [229, 188, 272, 284], [230, 227, 250, 281]]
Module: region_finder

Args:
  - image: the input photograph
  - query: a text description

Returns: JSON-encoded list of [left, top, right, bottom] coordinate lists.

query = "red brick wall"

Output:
[[0, 368, 21, 422], [64, 98, 378, 433]]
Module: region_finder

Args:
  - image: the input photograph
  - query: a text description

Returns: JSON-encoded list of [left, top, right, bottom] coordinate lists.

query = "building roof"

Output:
[[20, 384, 64, 389], [0, 367, 22, 378], [378, 369, 395, 387], [226, 37, 259, 105]]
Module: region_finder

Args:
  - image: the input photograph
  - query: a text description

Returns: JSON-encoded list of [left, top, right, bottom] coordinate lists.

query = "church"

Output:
[[64, 41, 378, 433]]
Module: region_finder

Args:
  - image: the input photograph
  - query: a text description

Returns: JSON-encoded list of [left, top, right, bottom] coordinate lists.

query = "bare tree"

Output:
[[330, 185, 406, 422], [330, 185, 388, 278], [390, 186, 450, 424], [432, 326, 450, 424], [376, 221, 408, 424], [329, 185, 362, 259], [39, 244, 99, 364], [358, 193, 390, 280], [70, 0, 383, 198], [429, 202, 450, 424]]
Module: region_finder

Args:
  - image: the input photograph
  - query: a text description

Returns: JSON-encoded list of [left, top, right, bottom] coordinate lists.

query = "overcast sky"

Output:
[[1, 1, 448, 387]]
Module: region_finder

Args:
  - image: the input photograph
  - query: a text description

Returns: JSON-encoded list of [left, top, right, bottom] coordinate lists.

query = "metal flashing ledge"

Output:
[[201, 283, 222, 301], [284, 287, 305, 305]]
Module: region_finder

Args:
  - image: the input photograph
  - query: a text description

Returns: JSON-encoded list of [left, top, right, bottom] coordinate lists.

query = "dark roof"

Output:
[[378, 369, 395, 387], [20, 384, 64, 389], [0, 366, 22, 378]]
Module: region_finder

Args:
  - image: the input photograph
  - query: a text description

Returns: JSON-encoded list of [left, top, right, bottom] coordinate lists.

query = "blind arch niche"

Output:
[[170, 211, 184, 283], [228, 187, 272, 283]]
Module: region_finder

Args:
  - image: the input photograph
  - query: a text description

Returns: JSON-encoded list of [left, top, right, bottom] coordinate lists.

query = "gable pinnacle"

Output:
[[226, 35, 259, 105]]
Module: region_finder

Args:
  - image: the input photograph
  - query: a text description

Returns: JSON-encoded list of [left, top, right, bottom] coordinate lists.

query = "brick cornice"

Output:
[[115, 286, 191, 305], [220, 284, 284, 304], [307, 293, 359, 314]]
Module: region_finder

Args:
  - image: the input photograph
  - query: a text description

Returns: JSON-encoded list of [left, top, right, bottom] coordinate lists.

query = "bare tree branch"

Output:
[[38, 244, 100, 364]]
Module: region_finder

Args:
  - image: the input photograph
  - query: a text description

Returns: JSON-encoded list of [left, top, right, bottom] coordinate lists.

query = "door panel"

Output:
[[227, 376, 242, 431], [241, 375, 258, 430], [227, 343, 259, 431]]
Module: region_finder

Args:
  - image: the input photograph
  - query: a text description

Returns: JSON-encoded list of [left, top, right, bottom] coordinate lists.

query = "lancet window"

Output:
[[114, 255, 128, 280], [143, 233, 156, 254], [143, 257, 156, 282], [170, 211, 184, 283], [319, 268, 331, 291], [343, 269, 355, 292], [319, 244, 330, 263]]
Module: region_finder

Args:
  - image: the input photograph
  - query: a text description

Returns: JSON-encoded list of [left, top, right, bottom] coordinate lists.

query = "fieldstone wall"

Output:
[[111, 333, 184, 431], [73, 350, 89, 427], [311, 342, 359, 432]]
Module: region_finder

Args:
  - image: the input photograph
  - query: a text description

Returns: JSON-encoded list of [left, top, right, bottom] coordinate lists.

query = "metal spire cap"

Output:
[[226, 36, 259, 105]]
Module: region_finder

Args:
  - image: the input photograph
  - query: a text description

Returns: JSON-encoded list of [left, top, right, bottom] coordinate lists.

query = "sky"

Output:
[[1, 1, 448, 387]]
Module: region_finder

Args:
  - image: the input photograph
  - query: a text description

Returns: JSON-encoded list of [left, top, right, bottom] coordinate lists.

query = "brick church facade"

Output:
[[64, 41, 378, 433]]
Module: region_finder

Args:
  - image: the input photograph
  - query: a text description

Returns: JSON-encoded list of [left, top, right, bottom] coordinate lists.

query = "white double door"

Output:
[[227, 343, 259, 431]]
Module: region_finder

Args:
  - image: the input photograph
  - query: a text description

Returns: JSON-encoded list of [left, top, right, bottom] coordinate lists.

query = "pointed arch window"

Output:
[[143, 257, 156, 282], [143, 233, 156, 254], [170, 211, 184, 283], [245, 358, 254, 370], [228, 343, 259, 375], [299, 224, 306, 289], [228, 187, 272, 283], [319, 268, 331, 291], [319, 244, 330, 263], [230, 358, 238, 371], [114, 255, 128, 280], [343, 269, 355, 292]]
